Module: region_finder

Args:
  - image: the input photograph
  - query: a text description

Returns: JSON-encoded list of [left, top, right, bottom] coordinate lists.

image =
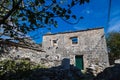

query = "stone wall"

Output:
[[0, 45, 63, 67], [0, 27, 109, 74], [0, 40, 62, 67], [115, 59, 120, 64], [42, 28, 109, 73]]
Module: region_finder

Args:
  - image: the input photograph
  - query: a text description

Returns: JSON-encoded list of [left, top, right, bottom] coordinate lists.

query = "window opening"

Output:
[[70, 37, 78, 44], [53, 40, 57, 46]]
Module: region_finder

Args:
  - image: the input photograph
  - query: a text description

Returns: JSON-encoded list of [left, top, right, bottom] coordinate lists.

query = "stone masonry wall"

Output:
[[42, 28, 109, 73], [0, 46, 63, 67], [0, 28, 109, 74]]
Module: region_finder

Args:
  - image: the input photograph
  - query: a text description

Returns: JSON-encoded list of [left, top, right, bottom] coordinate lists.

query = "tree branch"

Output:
[[0, 0, 22, 25], [60, 17, 82, 25], [0, 4, 10, 11], [12, 0, 15, 8]]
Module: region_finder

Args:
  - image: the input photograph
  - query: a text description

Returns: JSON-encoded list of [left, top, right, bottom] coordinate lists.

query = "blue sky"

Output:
[[108, 0, 120, 32], [29, 0, 120, 43]]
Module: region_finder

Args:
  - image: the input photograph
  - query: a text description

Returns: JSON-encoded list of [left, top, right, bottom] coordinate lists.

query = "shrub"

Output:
[[0, 59, 47, 80]]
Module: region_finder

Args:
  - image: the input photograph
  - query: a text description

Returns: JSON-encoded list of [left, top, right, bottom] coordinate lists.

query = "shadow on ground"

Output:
[[1, 58, 120, 80], [94, 64, 120, 80], [0, 58, 95, 80], [0, 65, 95, 80]]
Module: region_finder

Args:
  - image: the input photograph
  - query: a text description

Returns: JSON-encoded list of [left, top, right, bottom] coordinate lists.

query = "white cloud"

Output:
[[111, 10, 120, 17], [107, 10, 120, 33], [107, 17, 120, 32]]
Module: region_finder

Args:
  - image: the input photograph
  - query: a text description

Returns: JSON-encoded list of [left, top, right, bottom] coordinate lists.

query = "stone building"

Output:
[[0, 38, 45, 63], [42, 27, 109, 72], [0, 27, 109, 73]]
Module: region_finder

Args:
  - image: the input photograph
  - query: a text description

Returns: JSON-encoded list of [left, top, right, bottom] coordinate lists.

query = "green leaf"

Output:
[[48, 28, 51, 30], [68, 4, 70, 7], [65, 15, 70, 20], [80, 16, 84, 19], [52, 7, 56, 12], [54, 21, 58, 27], [85, 0, 90, 3], [39, 0, 45, 4], [54, 24, 58, 28], [53, 0, 56, 3], [18, 13, 24, 17], [56, 11, 60, 15], [67, 9, 71, 14], [80, 0, 89, 4], [71, 1, 75, 6], [80, 0, 84, 4], [72, 15, 76, 19], [10, 31, 14, 37], [22, 17, 26, 21], [50, 13, 54, 17], [35, 0, 39, 5], [45, 17, 49, 24]]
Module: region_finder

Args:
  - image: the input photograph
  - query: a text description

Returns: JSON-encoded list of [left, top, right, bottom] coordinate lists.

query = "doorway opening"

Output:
[[75, 55, 84, 70]]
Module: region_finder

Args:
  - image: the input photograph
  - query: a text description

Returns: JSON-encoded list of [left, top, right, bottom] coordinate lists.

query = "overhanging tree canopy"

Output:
[[0, 0, 89, 41]]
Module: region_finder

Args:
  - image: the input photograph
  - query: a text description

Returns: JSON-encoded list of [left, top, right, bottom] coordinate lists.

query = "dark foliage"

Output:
[[94, 64, 120, 80], [0, 0, 89, 41], [0, 59, 94, 80], [106, 32, 120, 64]]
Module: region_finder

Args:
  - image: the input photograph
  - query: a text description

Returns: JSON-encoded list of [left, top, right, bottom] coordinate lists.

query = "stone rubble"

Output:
[[94, 64, 120, 80], [29, 65, 84, 80]]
